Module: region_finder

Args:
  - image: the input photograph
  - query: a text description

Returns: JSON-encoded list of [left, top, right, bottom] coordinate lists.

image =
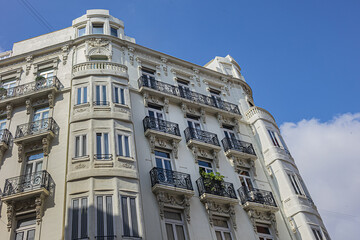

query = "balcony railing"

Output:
[[196, 177, 237, 199], [0, 129, 11, 145], [15, 117, 58, 138], [93, 101, 110, 106], [238, 186, 277, 207], [143, 116, 181, 136], [94, 154, 113, 161], [150, 167, 193, 191], [73, 61, 127, 73], [138, 76, 240, 115], [0, 77, 61, 101], [184, 127, 220, 146], [222, 137, 256, 156], [2, 170, 52, 197]]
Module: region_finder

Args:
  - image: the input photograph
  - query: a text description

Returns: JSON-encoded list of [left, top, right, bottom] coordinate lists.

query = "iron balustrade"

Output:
[[222, 137, 256, 156], [143, 116, 181, 136], [2, 170, 53, 197], [238, 186, 277, 207], [196, 177, 237, 199], [0, 77, 61, 101], [15, 117, 58, 138], [93, 101, 110, 106], [138, 75, 240, 115], [150, 167, 193, 191], [184, 127, 220, 146], [0, 129, 11, 145], [94, 154, 113, 161]]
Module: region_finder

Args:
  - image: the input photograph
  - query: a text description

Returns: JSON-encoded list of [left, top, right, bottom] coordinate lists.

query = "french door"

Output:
[[155, 150, 173, 183], [177, 80, 191, 99], [39, 69, 54, 86], [32, 107, 50, 133], [24, 153, 44, 191]]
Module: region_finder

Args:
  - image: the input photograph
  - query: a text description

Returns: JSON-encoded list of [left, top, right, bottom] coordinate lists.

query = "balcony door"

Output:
[[1, 79, 17, 97], [32, 107, 49, 133], [209, 89, 223, 109], [142, 68, 156, 88], [223, 125, 237, 149], [148, 105, 164, 130], [24, 153, 44, 191], [39, 69, 54, 86], [187, 116, 201, 139], [155, 150, 173, 184], [177, 79, 191, 99], [238, 170, 253, 191]]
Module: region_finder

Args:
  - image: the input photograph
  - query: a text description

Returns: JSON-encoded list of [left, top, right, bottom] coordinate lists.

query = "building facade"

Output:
[[0, 9, 329, 240]]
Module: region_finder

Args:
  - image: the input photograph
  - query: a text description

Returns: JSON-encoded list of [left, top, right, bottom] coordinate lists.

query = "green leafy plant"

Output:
[[35, 76, 45, 81], [200, 170, 225, 192], [0, 87, 7, 97]]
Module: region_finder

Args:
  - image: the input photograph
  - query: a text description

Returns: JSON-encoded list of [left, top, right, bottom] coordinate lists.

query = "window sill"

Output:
[[114, 103, 130, 109], [117, 156, 134, 162], [74, 102, 90, 109], [122, 236, 142, 240], [72, 155, 90, 163]]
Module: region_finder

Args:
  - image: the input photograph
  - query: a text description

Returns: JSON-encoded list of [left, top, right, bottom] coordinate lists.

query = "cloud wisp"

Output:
[[280, 113, 360, 240]]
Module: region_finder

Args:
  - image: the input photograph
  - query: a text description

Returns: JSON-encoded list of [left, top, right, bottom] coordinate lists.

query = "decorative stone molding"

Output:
[[203, 200, 237, 230], [128, 46, 135, 65], [61, 44, 70, 65], [25, 55, 33, 75], [35, 196, 44, 224], [33, 57, 59, 75], [288, 217, 297, 233], [200, 108, 206, 123], [180, 103, 203, 120], [85, 38, 112, 61], [42, 137, 50, 156], [171, 140, 179, 159], [18, 144, 24, 162], [247, 209, 278, 236], [216, 113, 240, 133], [0, 67, 22, 82], [48, 93, 54, 108], [25, 99, 32, 115], [6, 202, 14, 231], [164, 98, 169, 113], [161, 57, 168, 76], [191, 146, 219, 167], [155, 191, 192, 223], [147, 134, 180, 159], [6, 104, 12, 120]]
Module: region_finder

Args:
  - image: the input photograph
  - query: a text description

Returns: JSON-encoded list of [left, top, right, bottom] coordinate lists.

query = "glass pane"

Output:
[[121, 197, 130, 236], [176, 225, 186, 240], [78, 27, 85, 37], [96, 133, 102, 155], [114, 87, 119, 103], [148, 110, 155, 118], [83, 87, 88, 103], [215, 231, 222, 240], [81, 198, 88, 238], [75, 136, 80, 157], [106, 196, 113, 236], [166, 223, 175, 240], [15, 232, 24, 240], [97, 196, 104, 237], [156, 158, 163, 169], [164, 160, 172, 171], [26, 229, 35, 240], [35, 162, 43, 172], [213, 219, 228, 228], [72, 199, 79, 239], [104, 133, 109, 155], [118, 135, 123, 156], [93, 25, 104, 34], [154, 151, 170, 158], [82, 135, 87, 156], [224, 232, 232, 240], [164, 211, 182, 221], [120, 88, 125, 104], [96, 86, 100, 103], [130, 198, 139, 237], [77, 88, 81, 104], [256, 225, 271, 234], [102, 86, 106, 102], [17, 218, 36, 228], [110, 27, 117, 37], [28, 153, 44, 161], [124, 136, 130, 157], [198, 160, 212, 168]]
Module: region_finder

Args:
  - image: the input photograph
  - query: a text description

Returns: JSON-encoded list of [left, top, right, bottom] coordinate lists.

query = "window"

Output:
[[267, 130, 289, 153], [15, 217, 36, 240], [155, 150, 172, 170], [110, 27, 118, 37], [90, 55, 108, 61], [209, 88, 223, 108], [76, 87, 88, 105], [148, 104, 164, 120], [24, 153, 43, 185], [92, 23, 104, 34], [117, 134, 130, 157], [39, 68, 54, 83], [75, 135, 87, 158], [96, 133, 110, 160], [1, 78, 16, 96], [256, 224, 274, 240], [213, 218, 232, 240], [78, 27, 85, 37], [95, 85, 107, 105], [164, 210, 187, 240], [141, 68, 156, 87], [288, 173, 307, 196], [121, 196, 139, 237], [71, 197, 88, 240], [268, 130, 280, 147], [312, 227, 324, 240], [177, 79, 191, 98], [198, 160, 213, 173], [113, 86, 125, 104], [187, 115, 201, 130], [96, 196, 114, 239], [238, 170, 253, 191], [0, 118, 6, 130]]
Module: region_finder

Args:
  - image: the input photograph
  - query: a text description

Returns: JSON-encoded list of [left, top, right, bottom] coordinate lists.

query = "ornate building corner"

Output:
[[6, 202, 14, 231], [25, 99, 32, 115], [18, 144, 24, 163], [164, 98, 169, 113], [6, 104, 12, 120], [61, 44, 70, 65], [48, 93, 54, 108]]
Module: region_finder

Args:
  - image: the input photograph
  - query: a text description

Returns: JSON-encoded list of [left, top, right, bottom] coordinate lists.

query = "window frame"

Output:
[[78, 27, 86, 37], [164, 209, 188, 240], [74, 134, 87, 158], [256, 224, 274, 240], [95, 132, 110, 160], [117, 133, 131, 158], [76, 86, 88, 105], [120, 195, 140, 238], [213, 217, 233, 240], [311, 227, 324, 240], [95, 85, 108, 105], [110, 27, 118, 37], [238, 169, 253, 191], [287, 172, 306, 196], [92, 23, 104, 34], [95, 195, 114, 239], [198, 159, 213, 173], [15, 216, 37, 240], [70, 197, 88, 240], [113, 85, 126, 105]]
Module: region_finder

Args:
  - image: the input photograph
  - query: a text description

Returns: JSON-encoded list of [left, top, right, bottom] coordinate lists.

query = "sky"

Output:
[[0, 0, 359, 239]]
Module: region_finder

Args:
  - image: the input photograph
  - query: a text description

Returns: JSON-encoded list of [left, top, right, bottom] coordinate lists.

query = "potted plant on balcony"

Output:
[[35, 76, 46, 81], [200, 170, 225, 193], [0, 87, 7, 98]]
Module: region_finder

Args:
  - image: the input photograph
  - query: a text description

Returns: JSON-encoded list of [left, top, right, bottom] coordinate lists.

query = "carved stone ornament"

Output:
[[190, 146, 219, 167], [142, 92, 149, 107], [164, 98, 169, 113], [6, 202, 14, 231], [216, 113, 240, 133], [25, 99, 32, 115], [200, 108, 206, 123], [35, 196, 44, 224], [147, 134, 179, 158], [172, 140, 179, 159], [48, 92, 54, 108], [247, 209, 278, 236], [180, 103, 201, 118], [6, 104, 12, 120], [61, 44, 70, 65], [85, 38, 112, 61], [156, 191, 192, 223], [42, 137, 50, 156], [25, 55, 33, 75], [128, 46, 135, 65], [203, 200, 237, 230], [18, 144, 24, 163]]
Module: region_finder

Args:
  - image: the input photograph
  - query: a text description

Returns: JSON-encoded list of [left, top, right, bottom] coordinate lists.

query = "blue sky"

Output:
[[0, 0, 359, 125], [1, 1, 359, 238]]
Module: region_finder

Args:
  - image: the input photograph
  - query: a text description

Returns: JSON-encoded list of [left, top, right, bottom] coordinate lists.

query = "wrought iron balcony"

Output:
[[15, 117, 58, 139], [93, 101, 110, 106], [0, 129, 11, 145], [0, 77, 61, 102], [138, 76, 240, 115], [196, 177, 237, 199], [2, 170, 53, 197], [143, 116, 181, 137], [238, 186, 277, 207], [184, 127, 220, 147], [150, 167, 193, 191], [94, 154, 113, 161], [222, 137, 256, 156]]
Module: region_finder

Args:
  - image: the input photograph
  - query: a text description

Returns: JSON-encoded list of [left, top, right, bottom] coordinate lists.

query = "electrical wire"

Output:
[[18, 0, 53, 32]]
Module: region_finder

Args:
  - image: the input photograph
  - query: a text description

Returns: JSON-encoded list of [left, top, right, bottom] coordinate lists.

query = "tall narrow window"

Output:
[[117, 134, 130, 157], [198, 160, 213, 173], [78, 27, 86, 37], [95, 85, 107, 106], [71, 197, 88, 240], [96, 133, 110, 160], [288, 173, 305, 196], [15, 217, 36, 240], [312, 227, 324, 240], [268, 130, 281, 147], [114, 86, 125, 104], [238, 170, 253, 191], [213, 218, 232, 240], [164, 210, 187, 240], [75, 135, 87, 158], [96, 196, 114, 240], [1, 78, 16, 96], [256, 224, 274, 240], [121, 196, 139, 237], [110, 27, 118, 37], [76, 87, 88, 105], [92, 24, 104, 34]]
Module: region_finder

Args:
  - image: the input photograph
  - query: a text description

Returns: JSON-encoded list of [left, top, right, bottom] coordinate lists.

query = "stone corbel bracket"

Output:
[[180, 103, 205, 122], [247, 209, 278, 236], [191, 147, 220, 168], [147, 134, 181, 159], [61, 44, 70, 65], [202, 200, 238, 230]]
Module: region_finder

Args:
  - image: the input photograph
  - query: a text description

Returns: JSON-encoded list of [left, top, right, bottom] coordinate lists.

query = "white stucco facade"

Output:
[[0, 9, 329, 240]]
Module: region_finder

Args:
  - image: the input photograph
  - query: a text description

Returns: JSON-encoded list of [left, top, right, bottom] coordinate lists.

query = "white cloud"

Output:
[[280, 113, 360, 240]]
